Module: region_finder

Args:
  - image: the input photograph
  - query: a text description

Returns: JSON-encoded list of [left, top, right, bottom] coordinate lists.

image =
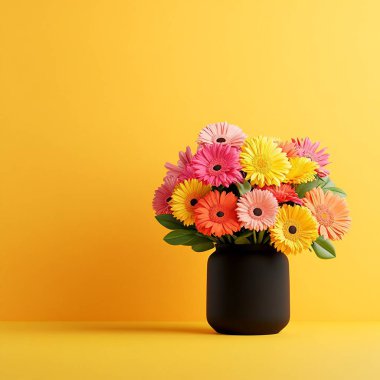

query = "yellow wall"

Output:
[[0, 0, 378, 321]]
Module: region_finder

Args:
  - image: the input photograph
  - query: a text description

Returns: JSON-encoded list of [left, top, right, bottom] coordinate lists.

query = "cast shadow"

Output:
[[73, 323, 216, 335]]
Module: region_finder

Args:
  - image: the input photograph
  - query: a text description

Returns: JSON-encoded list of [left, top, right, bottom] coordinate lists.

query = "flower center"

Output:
[[316, 206, 334, 226], [190, 198, 198, 206], [216, 137, 226, 143], [213, 164, 222, 171], [166, 197, 172, 203], [253, 156, 270, 173], [288, 225, 297, 234], [253, 207, 262, 216], [216, 211, 224, 217]]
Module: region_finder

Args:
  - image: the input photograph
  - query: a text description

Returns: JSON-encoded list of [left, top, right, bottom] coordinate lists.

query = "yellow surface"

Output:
[[0, 322, 379, 379], [0, 0, 380, 321]]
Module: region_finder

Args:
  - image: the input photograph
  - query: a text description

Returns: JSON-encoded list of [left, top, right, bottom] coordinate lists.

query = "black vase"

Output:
[[207, 244, 290, 335]]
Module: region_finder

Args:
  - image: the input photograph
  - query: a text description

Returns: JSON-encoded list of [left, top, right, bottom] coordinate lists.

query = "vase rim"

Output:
[[215, 243, 278, 253]]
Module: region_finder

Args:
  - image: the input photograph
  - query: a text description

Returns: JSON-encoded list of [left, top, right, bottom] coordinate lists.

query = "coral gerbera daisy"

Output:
[[277, 140, 298, 158], [292, 137, 330, 177], [285, 157, 317, 185], [152, 175, 177, 215], [236, 189, 278, 231], [165, 146, 195, 181], [192, 143, 243, 187], [262, 183, 302, 205], [194, 191, 240, 237], [270, 204, 318, 255], [170, 179, 211, 226], [240, 136, 291, 187], [302, 187, 350, 240], [198, 122, 246, 148]]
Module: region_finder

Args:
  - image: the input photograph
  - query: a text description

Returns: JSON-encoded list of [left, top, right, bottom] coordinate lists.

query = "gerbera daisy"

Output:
[[292, 137, 330, 177], [192, 143, 243, 187], [152, 176, 177, 215], [262, 183, 302, 205], [277, 140, 298, 158], [236, 189, 278, 231], [197, 122, 246, 148], [194, 191, 240, 237], [285, 157, 317, 185], [270, 204, 318, 255], [302, 187, 350, 240], [170, 179, 211, 226], [240, 136, 291, 187], [165, 146, 195, 181]]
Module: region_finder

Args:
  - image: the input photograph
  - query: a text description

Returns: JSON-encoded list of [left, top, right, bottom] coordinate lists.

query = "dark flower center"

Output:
[[253, 208, 262, 216], [216, 137, 226, 143], [213, 164, 222, 171], [216, 211, 224, 217], [166, 197, 172, 203], [288, 225, 297, 234], [190, 198, 198, 206]]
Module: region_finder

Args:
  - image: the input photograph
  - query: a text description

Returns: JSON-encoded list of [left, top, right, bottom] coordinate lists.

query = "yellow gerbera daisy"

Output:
[[240, 136, 291, 187], [170, 179, 211, 226], [270, 204, 318, 255], [285, 157, 317, 185]]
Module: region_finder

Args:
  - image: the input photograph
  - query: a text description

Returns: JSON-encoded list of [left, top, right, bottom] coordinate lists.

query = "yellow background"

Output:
[[1, 322, 380, 379], [0, 0, 379, 321]]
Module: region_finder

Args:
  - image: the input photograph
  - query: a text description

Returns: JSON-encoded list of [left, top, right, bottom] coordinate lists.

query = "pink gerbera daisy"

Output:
[[152, 176, 177, 215], [302, 187, 350, 240], [198, 122, 246, 149], [262, 184, 302, 205], [292, 137, 330, 177], [165, 146, 195, 181], [194, 191, 240, 236], [192, 144, 243, 187], [236, 189, 278, 231]]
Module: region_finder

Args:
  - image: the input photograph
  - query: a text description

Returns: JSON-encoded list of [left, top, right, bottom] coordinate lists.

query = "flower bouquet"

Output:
[[153, 122, 351, 334], [153, 122, 350, 258]]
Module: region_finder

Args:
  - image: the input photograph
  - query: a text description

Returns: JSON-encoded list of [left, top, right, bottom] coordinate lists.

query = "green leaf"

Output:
[[163, 229, 197, 245], [312, 236, 336, 259], [212, 185, 225, 192], [155, 214, 189, 230], [183, 236, 214, 246], [317, 177, 346, 197], [295, 177, 324, 198], [234, 236, 251, 245], [319, 176, 335, 189], [236, 230, 252, 238], [191, 241, 215, 252], [236, 181, 251, 195], [295, 176, 343, 198], [163, 230, 214, 247], [323, 187, 347, 198]]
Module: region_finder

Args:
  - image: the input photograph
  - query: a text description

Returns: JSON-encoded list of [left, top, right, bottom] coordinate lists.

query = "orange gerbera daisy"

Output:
[[278, 140, 298, 158], [194, 191, 240, 237], [303, 187, 350, 240]]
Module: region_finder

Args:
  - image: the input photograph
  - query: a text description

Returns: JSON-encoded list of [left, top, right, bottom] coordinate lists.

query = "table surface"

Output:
[[0, 321, 379, 380]]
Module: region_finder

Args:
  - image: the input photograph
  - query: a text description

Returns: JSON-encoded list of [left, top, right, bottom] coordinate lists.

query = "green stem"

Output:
[[257, 230, 265, 244], [262, 233, 270, 245], [216, 236, 223, 244], [253, 230, 257, 244]]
